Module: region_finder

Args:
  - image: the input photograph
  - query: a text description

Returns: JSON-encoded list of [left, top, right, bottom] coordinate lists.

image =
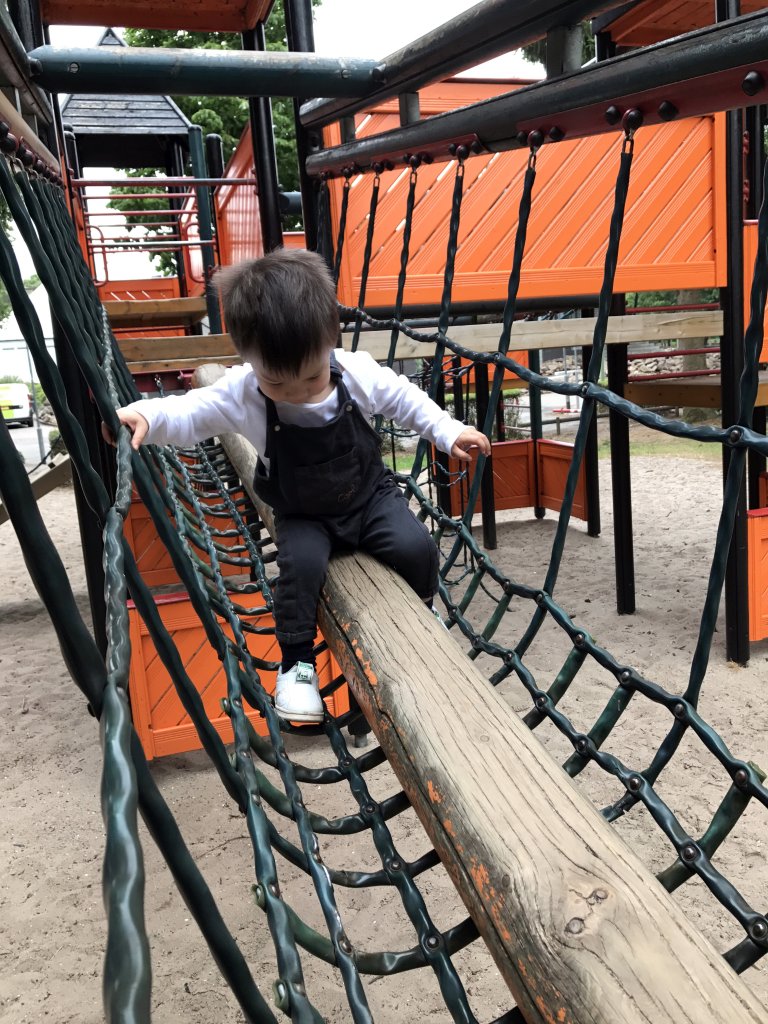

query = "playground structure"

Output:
[[2, 2, 768, 1022]]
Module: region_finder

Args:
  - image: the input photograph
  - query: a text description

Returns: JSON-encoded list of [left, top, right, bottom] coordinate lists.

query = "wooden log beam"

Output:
[[194, 361, 765, 1024]]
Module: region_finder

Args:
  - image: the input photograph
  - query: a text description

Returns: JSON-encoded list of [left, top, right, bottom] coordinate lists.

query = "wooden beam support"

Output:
[[0, 456, 71, 526], [193, 361, 766, 1024]]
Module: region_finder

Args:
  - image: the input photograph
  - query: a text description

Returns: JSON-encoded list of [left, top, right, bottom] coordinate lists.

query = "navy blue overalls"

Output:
[[253, 355, 438, 653]]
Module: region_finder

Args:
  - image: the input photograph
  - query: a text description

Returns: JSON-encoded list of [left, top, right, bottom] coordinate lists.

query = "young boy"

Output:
[[110, 249, 490, 723]]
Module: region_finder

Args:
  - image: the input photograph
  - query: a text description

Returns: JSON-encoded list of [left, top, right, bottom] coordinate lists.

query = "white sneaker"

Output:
[[274, 661, 325, 723]]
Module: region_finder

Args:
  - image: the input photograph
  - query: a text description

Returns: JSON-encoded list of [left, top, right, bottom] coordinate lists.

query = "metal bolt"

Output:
[[728, 428, 741, 445], [274, 423, 281, 432], [338, 936, 353, 955], [623, 108, 644, 131], [658, 100, 678, 121], [743, 71, 765, 96], [574, 632, 585, 647], [548, 126, 565, 142], [681, 843, 698, 863], [734, 768, 749, 788], [749, 919, 768, 941], [312, 849, 322, 863], [268, 882, 280, 897], [273, 979, 290, 1011], [528, 129, 544, 149], [536, 591, 546, 606], [576, 737, 589, 754], [515, 130, 528, 146], [627, 775, 642, 792], [363, 802, 377, 815], [253, 884, 265, 908], [340, 68, 350, 79], [389, 858, 403, 872], [425, 934, 440, 949], [67, 62, 80, 73], [232, 697, 242, 709], [535, 695, 547, 710], [580, 383, 589, 396], [620, 669, 631, 683], [673, 702, 686, 720], [604, 105, 622, 125]]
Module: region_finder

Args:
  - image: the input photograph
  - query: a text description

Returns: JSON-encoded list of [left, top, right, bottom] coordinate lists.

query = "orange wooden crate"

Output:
[[441, 439, 535, 516], [537, 439, 588, 520], [128, 590, 348, 760], [440, 438, 587, 521]]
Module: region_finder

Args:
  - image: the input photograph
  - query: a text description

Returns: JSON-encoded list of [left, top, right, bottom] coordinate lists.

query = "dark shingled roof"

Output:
[[60, 28, 192, 169]]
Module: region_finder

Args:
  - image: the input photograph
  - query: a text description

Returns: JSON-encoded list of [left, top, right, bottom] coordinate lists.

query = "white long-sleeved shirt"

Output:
[[126, 349, 466, 469]]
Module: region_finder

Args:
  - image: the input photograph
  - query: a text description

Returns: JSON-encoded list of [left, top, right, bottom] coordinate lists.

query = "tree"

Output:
[[522, 22, 595, 69], [0, 274, 40, 326], [108, 2, 321, 272]]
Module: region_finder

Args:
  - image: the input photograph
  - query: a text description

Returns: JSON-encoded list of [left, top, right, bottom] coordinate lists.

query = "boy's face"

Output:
[[252, 349, 333, 405]]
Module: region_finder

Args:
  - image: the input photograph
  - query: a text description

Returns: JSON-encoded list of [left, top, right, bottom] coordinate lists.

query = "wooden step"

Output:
[[117, 333, 239, 375], [104, 296, 208, 330]]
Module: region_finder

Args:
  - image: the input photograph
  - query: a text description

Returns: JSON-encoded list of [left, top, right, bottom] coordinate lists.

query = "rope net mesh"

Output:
[[0, 121, 767, 1023]]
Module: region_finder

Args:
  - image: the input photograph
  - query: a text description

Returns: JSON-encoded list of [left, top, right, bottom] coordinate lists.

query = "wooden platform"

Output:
[[118, 333, 239, 375], [104, 296, 208, 331], [625, 371, 768, 410], [115, 310, 723, 375]]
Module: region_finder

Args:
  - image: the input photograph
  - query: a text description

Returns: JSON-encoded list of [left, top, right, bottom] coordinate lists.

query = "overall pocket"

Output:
[[292, 446, 363, 514]]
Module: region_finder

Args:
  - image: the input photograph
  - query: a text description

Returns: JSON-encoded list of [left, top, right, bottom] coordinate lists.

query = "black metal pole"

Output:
[[718, 0, 750, 664], [188, 125, 223, 334], [475, 361, 497, 550], [284, 0, 324, 253], [528, 348, 545, 519], [607, 329, 635, 613], [242, 24, 284, 253], [581, 344, 601, 538]]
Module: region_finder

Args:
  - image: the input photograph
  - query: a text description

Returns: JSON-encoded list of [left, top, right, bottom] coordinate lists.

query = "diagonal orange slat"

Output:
[[328, 80, 724, 308]]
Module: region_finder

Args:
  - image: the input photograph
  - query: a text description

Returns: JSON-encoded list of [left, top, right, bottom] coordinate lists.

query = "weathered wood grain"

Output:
[[194, 364, 765, 1024]]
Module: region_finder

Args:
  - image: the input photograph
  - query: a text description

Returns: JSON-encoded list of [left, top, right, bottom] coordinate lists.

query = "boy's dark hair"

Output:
[[214, 249, 339, 374]]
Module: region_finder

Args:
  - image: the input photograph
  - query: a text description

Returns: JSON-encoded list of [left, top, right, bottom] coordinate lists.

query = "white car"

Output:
[[0, 382, 33, 427]]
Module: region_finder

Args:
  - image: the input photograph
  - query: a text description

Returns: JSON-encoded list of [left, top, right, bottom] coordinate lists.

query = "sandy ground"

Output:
[[2, 430, 768, 1022]]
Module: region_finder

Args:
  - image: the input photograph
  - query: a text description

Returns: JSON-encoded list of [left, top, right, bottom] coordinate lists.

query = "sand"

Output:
[[2, 439, 767, 1023]]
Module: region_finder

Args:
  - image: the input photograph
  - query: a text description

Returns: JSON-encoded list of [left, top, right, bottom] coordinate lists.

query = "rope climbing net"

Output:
[[1, 110, 768, 1023]]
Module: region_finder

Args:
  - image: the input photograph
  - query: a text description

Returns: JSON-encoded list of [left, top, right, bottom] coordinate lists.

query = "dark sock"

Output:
[[281, 642, 315, 673]]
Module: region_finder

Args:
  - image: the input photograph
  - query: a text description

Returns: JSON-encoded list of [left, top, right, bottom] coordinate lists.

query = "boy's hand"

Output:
[[101, 408, 150, 451], [451, 427, 491, 463]]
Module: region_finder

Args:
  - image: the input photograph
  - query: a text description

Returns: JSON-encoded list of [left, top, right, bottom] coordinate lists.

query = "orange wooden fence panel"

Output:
[[537, 439, 587, 520], [128, 590, 347, 760], [748, 508, 768, 642], [440, 437, 587, 521], [742, 221, 768, 362], [325, 82, 726, 309]]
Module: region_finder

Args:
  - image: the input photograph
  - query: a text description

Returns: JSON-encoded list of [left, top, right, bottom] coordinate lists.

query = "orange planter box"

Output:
[[128, 590, 348, 760], [439, 438, 587, 521]]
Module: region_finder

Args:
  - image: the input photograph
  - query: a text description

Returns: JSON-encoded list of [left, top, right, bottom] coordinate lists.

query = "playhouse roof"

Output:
[[59, 29, 192, 169], [42, 0, 274, 32], [594, 0, 765, 47]]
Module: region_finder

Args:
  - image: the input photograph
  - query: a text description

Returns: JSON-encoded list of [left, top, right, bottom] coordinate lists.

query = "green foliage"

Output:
[[522, 23, 595, 69], [110, 3, 320, 273], [625, 288, 719, 308], [0, 274, 41, 326]]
